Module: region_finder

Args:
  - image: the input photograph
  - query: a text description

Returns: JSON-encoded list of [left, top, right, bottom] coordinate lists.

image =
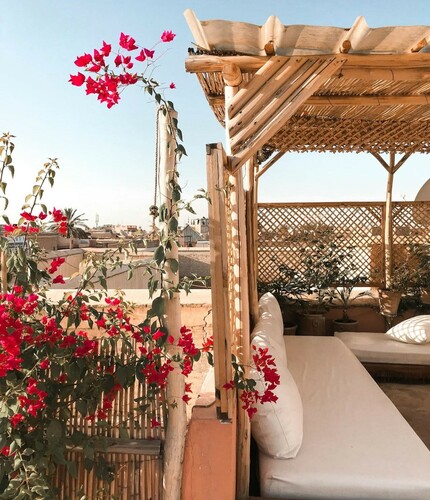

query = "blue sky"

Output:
[[1, 0, 430, 228]]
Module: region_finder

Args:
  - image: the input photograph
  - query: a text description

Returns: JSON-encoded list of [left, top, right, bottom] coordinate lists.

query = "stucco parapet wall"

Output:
[[45, 288, 212, 306], [46, 248, 84, 258]]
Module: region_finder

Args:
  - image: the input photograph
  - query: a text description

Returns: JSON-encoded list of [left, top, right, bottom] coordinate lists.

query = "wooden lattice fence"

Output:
[[257, 201, 430, 287], [53, 338, 164, 499]]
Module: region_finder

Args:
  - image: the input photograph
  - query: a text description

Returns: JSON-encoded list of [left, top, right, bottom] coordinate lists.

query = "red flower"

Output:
[[119, 33, 138, 51], [152, 330, 164, 341], [161, 30, 176, 43], [144, 48, 154, 59], [48, 256, 65, 274], [74, 53, 92, 67], [10, 413, 25, 428], [135, 50, 146, 62], [4, 224, 17, 234], [169, 82, 176, 89], [38, 211, 47, 220], [151, 417, 161, 428], [100, 41, 112, 57], [114, 54, 123, 67], [52, 275, 65, 284], [20, 211, 37, 221], [39, 359, 50, 370], [182, 394, 191, 404], [69, 72, 86, 86]]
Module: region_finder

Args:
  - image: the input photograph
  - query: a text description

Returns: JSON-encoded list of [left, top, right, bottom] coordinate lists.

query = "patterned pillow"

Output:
[[386, 316, 430, 344]]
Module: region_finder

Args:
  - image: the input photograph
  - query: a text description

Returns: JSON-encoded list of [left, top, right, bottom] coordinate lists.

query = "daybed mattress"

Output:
[[334, 331, 430, 365], [259, 336, 430, 499]]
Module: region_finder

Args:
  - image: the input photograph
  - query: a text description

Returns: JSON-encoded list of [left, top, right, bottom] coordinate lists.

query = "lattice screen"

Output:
[[257, 201, 430, 288], [392, 201, 430, 273], [257, 202, 384, 286]]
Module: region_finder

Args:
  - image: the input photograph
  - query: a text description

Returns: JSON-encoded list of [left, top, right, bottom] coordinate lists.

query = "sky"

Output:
[[1, 0, 430, 229]]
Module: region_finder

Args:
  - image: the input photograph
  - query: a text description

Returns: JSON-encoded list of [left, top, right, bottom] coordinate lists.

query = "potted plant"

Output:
[[288, 229, 344, 335], [378, 245, 421, 317], [329, 274, 371, 332]]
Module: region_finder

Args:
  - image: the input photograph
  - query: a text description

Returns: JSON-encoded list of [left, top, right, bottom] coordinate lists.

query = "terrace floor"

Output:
[[380, 382, 430, 450]]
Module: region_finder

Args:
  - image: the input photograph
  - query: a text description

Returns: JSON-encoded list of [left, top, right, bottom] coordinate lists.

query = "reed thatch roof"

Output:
[[184, 10, 430, 166]]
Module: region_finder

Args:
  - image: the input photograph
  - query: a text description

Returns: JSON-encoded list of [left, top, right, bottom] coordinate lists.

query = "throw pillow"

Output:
[[386, 315, 430, 344]]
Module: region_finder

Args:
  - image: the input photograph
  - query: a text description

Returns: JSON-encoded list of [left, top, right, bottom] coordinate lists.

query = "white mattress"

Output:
[[259, 336, 430, 499], [334, 331, 430, 365]]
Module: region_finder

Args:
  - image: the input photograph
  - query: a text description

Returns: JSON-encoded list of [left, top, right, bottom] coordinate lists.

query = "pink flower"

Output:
[[52, 275, 65, 284], [161, 30, 176, 43], [151, 417, 161, 428], [74, 53, 92, 67], [169, 82, 176, 89], [69, 72, 86, 87], [119, 33, 138, 51]]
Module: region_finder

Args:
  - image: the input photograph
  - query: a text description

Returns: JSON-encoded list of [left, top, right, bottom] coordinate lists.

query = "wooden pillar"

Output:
[[206, 143, 234, 420], [223, 65, 252, 500], [384, 153, 395, 288], [245, 158, 259, 327], [159, 107, 186, 500], [372, 151, 412, 288]]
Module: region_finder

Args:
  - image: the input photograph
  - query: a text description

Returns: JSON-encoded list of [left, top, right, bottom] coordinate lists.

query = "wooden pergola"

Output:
[[184, 10, 430, 498]]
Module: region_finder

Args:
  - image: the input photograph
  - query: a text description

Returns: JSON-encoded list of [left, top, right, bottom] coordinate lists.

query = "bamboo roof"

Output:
[[184, 10, 430, 165]]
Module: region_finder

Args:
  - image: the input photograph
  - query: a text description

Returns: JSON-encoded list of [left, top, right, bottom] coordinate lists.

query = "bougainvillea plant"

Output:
[[0, 30, 279, 499]]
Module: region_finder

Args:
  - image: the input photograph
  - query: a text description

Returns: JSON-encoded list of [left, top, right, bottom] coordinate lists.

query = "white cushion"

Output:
[[386, 316, 430, 344], [256, 293, 285, 358], [250, 332, 303, 459], [259, 292, 284, 330]]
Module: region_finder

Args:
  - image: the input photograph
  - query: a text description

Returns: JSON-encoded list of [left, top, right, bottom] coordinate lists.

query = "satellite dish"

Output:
[[414, 178, 430, 225]]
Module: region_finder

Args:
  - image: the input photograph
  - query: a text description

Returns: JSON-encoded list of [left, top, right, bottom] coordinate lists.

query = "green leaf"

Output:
[[168, 217, 178, 233], [154, 245, 165, 266], [66, 460, 77, 478], [47, 419, 64, 446], [150, 296, 164, 318]]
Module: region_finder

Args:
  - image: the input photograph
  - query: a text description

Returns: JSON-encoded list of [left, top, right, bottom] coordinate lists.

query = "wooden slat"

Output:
[[228, 57, 312, 137], [236, 166, 251, 500], [230, 57, 345, 171], [306, 94, 430, 106], [255, 152, 285, 180], [228, 57, 298, 120], [206, 143, 232, 419]]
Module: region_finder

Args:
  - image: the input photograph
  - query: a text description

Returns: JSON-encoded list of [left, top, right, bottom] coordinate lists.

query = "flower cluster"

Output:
[[223, 344, 280, 419], [70, 30, 176, 108]]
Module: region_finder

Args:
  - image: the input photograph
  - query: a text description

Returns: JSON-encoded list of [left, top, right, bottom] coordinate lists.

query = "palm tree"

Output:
[[57, 208, 88, 249]]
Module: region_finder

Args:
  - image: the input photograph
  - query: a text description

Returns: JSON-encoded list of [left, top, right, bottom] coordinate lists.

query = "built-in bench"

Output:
[[335, 330, 430, 380], [252, 294, 430, 499]]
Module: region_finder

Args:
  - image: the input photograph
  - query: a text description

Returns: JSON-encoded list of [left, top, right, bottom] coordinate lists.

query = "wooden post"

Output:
[[372, 151, 412, 288], [206, 143, 234, 419], [158, 107, 186, 500], [384, 152, 395, 288], [245, 158, 259, 326]]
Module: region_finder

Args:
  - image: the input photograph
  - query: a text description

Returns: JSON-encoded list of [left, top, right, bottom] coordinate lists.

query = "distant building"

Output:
[[189, 217, 209, 239], [180, 224, 204, 247]]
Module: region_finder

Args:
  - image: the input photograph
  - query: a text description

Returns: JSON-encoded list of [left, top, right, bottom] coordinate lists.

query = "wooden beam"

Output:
[[229, 57, 345, 171], [222, 62, 243, 87], [185, 53, 430, 75], [255, 151, 285, 180], [228, 57, 312, 135], [306, 94, 430, 106], [183, 9, 210, 50], [209, 92, 430, 108]]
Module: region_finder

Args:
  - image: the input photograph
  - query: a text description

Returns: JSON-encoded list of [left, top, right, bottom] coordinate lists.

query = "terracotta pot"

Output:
[[378, 289, 402, 317], [333, 319, 359, 332], [283, 322, 297, 336], [299, 313, 326, 336], [421, 289, 430, 305]]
